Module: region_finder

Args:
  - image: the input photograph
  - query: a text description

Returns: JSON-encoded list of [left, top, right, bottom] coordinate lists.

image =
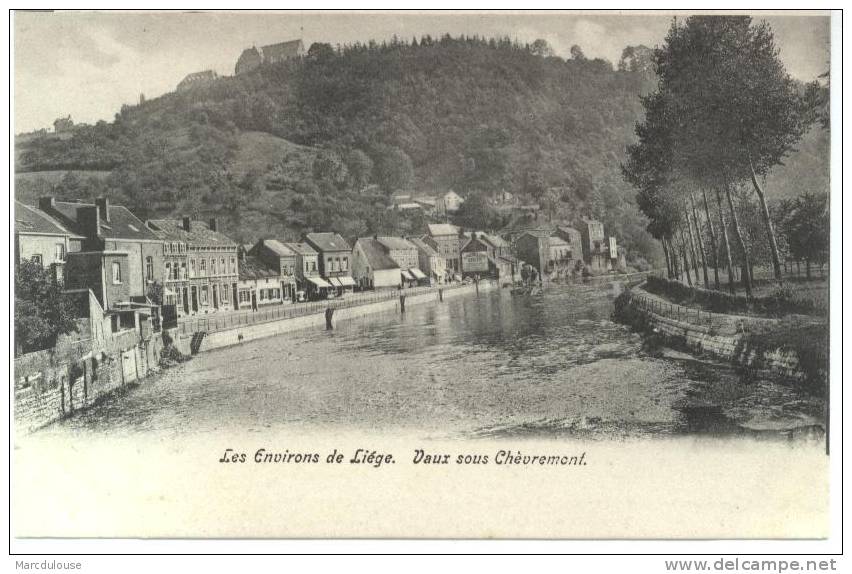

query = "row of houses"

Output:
[[16, 196, 623, 326]]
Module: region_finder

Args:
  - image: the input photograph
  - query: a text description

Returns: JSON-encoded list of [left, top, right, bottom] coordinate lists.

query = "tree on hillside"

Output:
[[345, 149, 374, 190], [15, 261, 79, 355], [618, 45, 654, 75], [570, 45, 586, 60], [530, 39, 555, 58], [371, 145, 414, 192], [452, 192, 503, 231]]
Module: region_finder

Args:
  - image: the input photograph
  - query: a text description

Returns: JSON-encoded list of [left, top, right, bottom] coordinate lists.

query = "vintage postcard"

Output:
[[11, 10, 835, 542]]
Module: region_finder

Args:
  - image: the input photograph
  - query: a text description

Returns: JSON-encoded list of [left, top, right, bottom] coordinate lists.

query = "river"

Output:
[[35, 282, 826, 441]]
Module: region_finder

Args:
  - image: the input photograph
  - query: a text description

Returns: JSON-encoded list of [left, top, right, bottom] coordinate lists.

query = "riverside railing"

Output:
[[627, 291, 720, 331], [175, 281, 481, 337]]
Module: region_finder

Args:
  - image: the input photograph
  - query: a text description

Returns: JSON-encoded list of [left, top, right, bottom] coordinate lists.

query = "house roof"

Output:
[[283, 241, 317, 256], [15, 201, 82, 237], [426, 223, 461, 237], [557, 225, 581, 235], [305, 232, 351, 253], [407, 237, 438, 257], [357, 238, 399, 271], [463, 231, 508, 249], [376, 236, 417, 251], [52, 200, 160, 241], [238, 255, 279, 281], [260, 239, 296, 257], [460, 236, 488, 252], [146, 219, 237, 247], [179, 70, 217, 85], [549, 236, 571, 247], [262, 39, 303, 60]]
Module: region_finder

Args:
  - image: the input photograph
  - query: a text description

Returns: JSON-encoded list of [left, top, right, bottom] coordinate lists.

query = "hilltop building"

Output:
[[53, 115, 74, 133], [177, 70, 219, 92], [235, 39, 304, 74]]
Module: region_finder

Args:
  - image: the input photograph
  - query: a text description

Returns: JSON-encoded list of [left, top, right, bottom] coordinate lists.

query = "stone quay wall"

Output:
[[623, 287, 808, 382], [179, 280, 497, 355], [14, 330, 163, 435]]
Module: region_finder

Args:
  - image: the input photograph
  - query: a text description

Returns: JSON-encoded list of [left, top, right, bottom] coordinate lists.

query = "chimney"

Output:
[[77, 205, 101, 238], [38, 196, 56, 212], [209, 217, 219, 232], [95, 197, 110, 222], [182, 216, 192, 232]]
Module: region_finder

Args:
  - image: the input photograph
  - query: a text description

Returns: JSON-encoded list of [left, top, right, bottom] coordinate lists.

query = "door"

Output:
[[122, 349, 137, 383], [251, 291, 257, 310], [182, 288, 189, 314], [213, 284, 219, 309], [191, 286, 198, 312]]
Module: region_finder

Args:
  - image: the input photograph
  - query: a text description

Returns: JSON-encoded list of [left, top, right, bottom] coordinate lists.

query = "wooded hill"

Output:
[[14, 35, 828, 265]]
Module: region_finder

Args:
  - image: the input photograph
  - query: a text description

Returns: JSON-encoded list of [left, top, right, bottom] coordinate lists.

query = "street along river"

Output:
[[36, 282, 825, 441]]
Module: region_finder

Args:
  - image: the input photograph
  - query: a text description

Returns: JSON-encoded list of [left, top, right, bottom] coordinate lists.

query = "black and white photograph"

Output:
[[9, 9, 838, 549]]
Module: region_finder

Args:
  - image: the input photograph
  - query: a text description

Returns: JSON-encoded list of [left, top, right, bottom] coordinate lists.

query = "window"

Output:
[[222, 284, 230, 304], [200, 286, 208, 305], [335, 257, 341, 272], [31, 254, 42, 266], [305, 261, 310, 273], [145, 256, 154, 281], [200, 259, 206, 276], [180, 263, 187, 279], [311, 261, 317, 272], [55, 243, 65, 262], [342, 256, 349, 270], [260, 289, 267, 301], [221, 258, 226, 274], [239, 290, 251, 304], [165, 262, 172, 280], [112, 262, 122, 284], [211, 258, 217, 275], [230, 257, 236, 272], [190, 259, 196, 278]]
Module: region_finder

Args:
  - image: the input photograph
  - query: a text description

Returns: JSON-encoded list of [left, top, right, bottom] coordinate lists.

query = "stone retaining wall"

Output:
[[183, 281, 496, 354], [14, 335, 163, 435], [625, 289, 807, 382]]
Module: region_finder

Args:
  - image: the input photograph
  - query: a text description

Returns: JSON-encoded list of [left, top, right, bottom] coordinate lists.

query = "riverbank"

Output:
[[171, 280, 498, 355], [613, 284, 828, 394]]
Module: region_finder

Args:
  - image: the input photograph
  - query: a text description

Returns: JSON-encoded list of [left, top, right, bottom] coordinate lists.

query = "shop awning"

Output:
[[327, 277, 342, 287], [401, 270, 415, 281], [409, 268, 427, 280], [337, 276, 356, 287], [306, 276, 332, 289]]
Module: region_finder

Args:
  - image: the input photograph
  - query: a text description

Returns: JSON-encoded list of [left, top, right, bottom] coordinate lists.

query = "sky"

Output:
[[13, 10, 832, 133]]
